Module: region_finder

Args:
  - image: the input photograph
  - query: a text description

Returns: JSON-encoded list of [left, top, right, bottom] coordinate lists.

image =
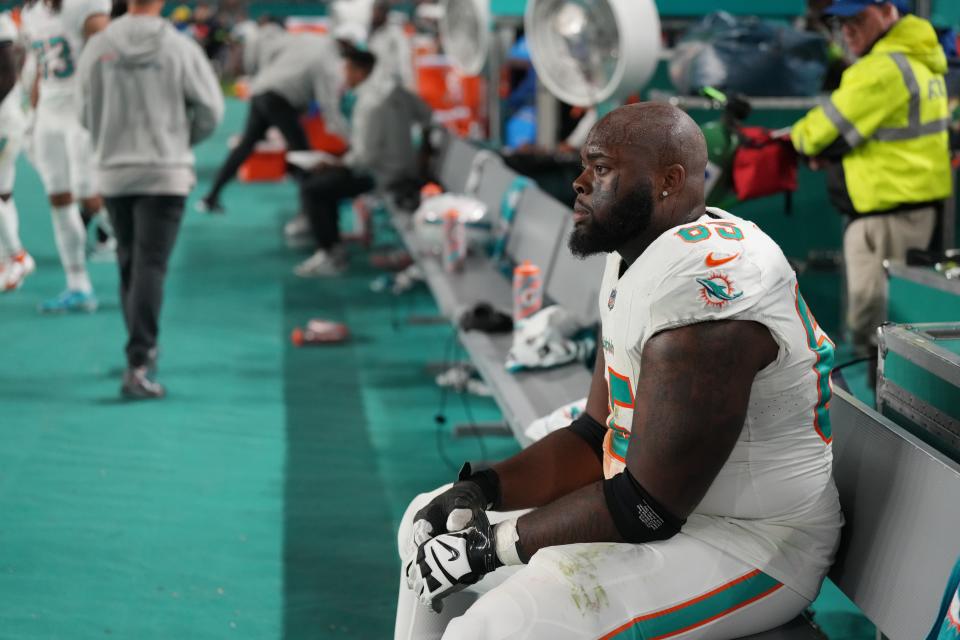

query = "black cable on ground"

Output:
[[434, 327, 460, 473], [454, 338, 490, 465]]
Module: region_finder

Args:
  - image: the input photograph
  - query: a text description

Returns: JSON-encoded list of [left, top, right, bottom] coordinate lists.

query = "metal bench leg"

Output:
[[406, 314, 448, 325], [452, 422, 514, 438]]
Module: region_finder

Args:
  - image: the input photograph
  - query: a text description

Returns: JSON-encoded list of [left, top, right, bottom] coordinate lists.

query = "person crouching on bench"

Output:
[[294, 48, 432, 277]]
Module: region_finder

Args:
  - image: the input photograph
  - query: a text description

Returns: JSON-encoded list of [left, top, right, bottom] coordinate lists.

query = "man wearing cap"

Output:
[[791, 0, 952, 365]]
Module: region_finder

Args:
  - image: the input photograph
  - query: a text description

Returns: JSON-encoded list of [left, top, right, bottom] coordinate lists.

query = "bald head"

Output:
[[570, 102, 709, 264], [588, 102, 708, 183]]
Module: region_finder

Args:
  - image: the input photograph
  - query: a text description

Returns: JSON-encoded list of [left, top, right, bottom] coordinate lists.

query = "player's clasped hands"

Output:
[[402, 481, 501, 612]]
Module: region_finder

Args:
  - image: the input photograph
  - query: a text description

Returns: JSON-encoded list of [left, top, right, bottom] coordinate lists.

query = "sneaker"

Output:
[[88, 237, 117, 263], [284, 214, 314, 249], [146, 347, 159, 377], [195, 197, 224, 214], [3, 252, 36, 292], [38, 289, 98, 314], [293, 248, 347, 277], [121, 366, 165, 399], [285, 231, 314, 250], [284, 214, 310, 237]]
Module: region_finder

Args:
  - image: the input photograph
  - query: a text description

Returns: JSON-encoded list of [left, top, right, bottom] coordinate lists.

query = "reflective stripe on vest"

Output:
[[822, 99, 864, 147], [820, 52, 949, 146], [872, 52, 949, 142]]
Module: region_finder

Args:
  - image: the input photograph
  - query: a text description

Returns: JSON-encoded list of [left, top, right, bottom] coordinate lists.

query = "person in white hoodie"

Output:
[[237, 17, 288, 78], [196, 30, 346, 214], [77, 0, 224, 399]]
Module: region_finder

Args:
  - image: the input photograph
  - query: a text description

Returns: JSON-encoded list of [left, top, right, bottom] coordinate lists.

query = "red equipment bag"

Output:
[[732, 126, 798, 202]]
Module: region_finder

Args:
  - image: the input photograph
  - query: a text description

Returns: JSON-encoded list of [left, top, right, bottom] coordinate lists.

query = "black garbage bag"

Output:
[[670, 12, 829, 97]]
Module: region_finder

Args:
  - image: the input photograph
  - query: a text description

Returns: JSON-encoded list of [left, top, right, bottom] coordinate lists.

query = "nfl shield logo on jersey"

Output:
[[608, 288, 617, 310]]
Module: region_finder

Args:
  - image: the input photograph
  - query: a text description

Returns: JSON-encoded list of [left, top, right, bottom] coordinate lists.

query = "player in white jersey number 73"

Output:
[[395, 103, 842, 640], [21, 0, 110, 313]]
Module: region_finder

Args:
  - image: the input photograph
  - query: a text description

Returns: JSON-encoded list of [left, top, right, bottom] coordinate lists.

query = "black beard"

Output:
[[568, 181, 654, 258]]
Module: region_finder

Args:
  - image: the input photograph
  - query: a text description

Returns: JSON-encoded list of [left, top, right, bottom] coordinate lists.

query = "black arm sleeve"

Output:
[[566, 412, 606, 461], [603, 468, 686, 543]]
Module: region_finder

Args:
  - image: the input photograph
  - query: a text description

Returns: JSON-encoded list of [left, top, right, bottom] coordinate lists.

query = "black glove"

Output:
[[410, 463, 500, 550], [410, 508, 501, 608], [403, 464, 500, 592]]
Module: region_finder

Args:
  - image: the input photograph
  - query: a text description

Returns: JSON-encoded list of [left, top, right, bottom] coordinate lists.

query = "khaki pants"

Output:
[[843, 207, 937, 352]]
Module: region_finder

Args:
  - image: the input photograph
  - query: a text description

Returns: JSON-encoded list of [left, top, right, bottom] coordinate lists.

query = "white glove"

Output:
[[409, 509, 500, 609]]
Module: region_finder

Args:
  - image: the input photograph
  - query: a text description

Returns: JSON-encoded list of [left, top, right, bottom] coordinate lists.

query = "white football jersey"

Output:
[[597, 207, 842, 600], [21, 0, 109, 110], [0, 11, 25, 131]]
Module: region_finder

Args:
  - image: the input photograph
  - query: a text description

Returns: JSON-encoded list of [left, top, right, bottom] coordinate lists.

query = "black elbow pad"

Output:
[[603, 468, 685, 543], [566, 412, 606, 461]]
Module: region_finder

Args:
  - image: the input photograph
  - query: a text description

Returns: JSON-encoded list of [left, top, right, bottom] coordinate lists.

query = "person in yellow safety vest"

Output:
[[791, 0, 952, 359]]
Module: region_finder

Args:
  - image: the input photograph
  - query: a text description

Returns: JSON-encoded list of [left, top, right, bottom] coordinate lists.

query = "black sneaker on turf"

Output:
[[195, 197, 224, 215], [122, 366, 166, 400]]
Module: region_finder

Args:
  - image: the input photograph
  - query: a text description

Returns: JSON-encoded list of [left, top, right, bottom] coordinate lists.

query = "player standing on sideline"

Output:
[[20, 0, 110, 313], [0, 10, 35, 292], [395, 103, 843, 639], [78, 0, 223, 399]]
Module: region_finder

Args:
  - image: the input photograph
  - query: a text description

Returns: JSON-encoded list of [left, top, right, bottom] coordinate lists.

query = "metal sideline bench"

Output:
[[389, 137, 597, 444], [396, 136, 960, 638]]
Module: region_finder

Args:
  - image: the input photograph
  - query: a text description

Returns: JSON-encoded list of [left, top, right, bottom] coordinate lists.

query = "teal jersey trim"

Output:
[[606, 569, 783, 639], [795, 286, 835, 443], [927, 556, 960, 640]]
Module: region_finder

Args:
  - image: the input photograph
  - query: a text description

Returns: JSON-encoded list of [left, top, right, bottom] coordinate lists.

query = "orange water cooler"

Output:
[[415, 54, 486, 138]]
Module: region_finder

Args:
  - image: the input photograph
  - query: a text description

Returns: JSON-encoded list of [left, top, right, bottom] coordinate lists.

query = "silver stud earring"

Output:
[[661, 191, 668, 198]]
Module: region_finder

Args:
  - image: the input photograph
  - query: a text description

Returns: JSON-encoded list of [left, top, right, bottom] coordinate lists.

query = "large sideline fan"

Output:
[[525, 0, 661, 108]]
